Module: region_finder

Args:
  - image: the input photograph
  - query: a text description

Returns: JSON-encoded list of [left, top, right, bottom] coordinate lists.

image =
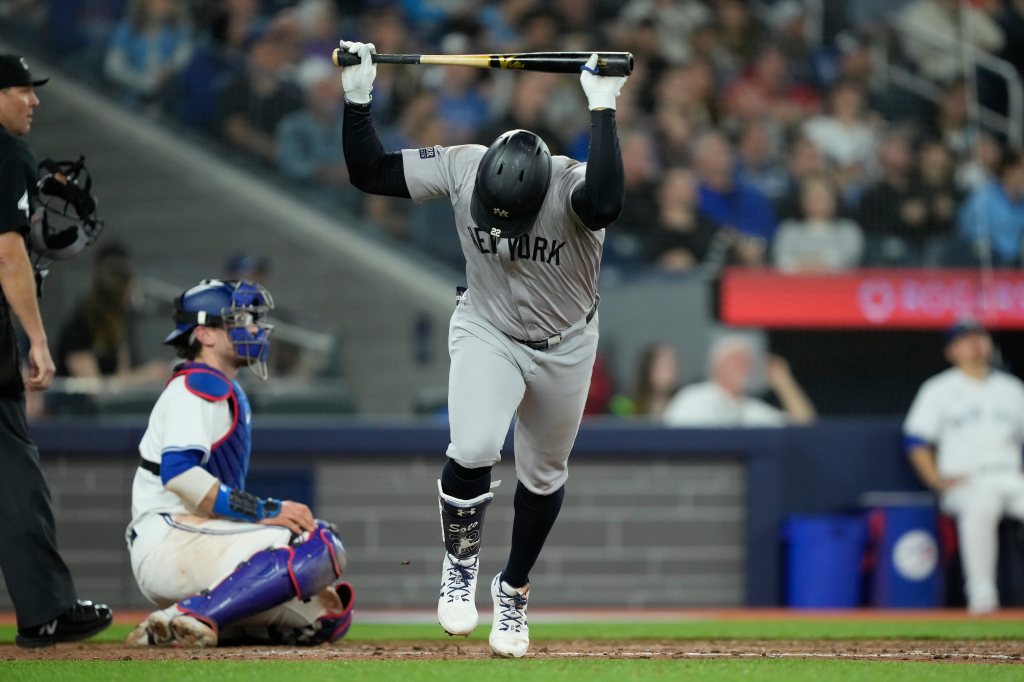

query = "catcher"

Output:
[[126, 279, 353, 647]]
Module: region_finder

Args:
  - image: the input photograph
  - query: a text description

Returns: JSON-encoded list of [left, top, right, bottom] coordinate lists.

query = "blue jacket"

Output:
[[958, 180, 1024, 265]]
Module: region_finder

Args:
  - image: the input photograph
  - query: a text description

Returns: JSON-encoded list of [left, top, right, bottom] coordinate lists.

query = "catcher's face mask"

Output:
[[166, 279, 276, 380], [224, 281, 275, 381], [30, 156, 103, 262]]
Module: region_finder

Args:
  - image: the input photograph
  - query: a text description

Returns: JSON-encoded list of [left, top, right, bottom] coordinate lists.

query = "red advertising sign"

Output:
[[720, 269, 1024, 329]]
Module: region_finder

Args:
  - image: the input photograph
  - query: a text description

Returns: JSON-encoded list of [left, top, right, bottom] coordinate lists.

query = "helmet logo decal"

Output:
[[492, 207, 510, 218], [490, 228, 502, 237]]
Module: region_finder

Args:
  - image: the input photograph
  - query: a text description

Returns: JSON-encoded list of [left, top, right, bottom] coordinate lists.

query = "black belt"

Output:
[[509, 301, 598, 351], [139, 458, 160, 476]]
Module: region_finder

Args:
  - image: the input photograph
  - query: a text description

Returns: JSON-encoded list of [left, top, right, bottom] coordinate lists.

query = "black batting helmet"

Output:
[[470, 129, 552, 240]]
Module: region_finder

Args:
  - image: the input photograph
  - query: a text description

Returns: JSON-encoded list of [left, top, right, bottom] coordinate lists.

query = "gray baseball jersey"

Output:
[[402, 145, 604, 341]]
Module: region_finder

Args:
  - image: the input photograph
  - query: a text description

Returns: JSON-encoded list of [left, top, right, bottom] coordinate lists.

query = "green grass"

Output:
[[2, 660, 1023, 682], [4, 619, 1023, 644]]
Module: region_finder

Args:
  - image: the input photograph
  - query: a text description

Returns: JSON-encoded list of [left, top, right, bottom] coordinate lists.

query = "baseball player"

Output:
[[126, 279, 353, 647], [904, 319, 1024, 614], [340, 41, 626, 657]]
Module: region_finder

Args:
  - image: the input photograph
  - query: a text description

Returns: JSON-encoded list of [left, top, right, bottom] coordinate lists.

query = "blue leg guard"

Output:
[[178, 521, 346, 632]]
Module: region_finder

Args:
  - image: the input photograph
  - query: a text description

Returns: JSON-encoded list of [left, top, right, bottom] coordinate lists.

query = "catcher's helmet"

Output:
[[30, 156, 103, 261], [470, 129, 552, 240], [164, 279, 275, 380]]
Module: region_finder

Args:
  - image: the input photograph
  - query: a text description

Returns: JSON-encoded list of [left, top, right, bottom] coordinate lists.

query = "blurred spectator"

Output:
[[103, 0, 192, 106], [858, 131, 929, 265], [225, 251, 269, 284], [552, 0, 600, 35], [583, 351, 615, 416], [218, 27, 303, 165], [482, 71, 561, 153], [815, 29, 919, 124], [957, 148, 1024, 267], [172, 4, 253, 132], [897, 0, 1003, 83], [225, 252, 317, 378], [647, 167, 722, 273], [276, 58, 352, 209], [694, 130, 777, 264], [294, 0, 340, 59], [628, 341, 681, 420], [914, 139, 963, 264], [846, 0, 916, 37], [773, 173, 864, 272], [433, 64, 489, 144], [713, 0, 769, 77], [926, 80, 975, 159], [802, 79, 877, 202], [479, 0, 537, 51], [44, 0, 127, 56], [55, 242, 166, 383], [518, 8, 561, 51], [957, 131, 1002, 192], [735, 118, 789, 203], [766, 0, 815, 86], [617, 127, 661, 231], [775, 133, 829, 220], [721, 43, 820, 130], [903, 319, 1024, 614], [648, 61, 718, 142], [618, 0, 712, 65], [663, 335, 816, 427]]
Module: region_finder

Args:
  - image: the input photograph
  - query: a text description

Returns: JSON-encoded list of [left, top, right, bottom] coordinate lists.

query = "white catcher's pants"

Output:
[[128, 513, 338, 632], [445, 297, 599, 495], [941, 472, 1024, 610]]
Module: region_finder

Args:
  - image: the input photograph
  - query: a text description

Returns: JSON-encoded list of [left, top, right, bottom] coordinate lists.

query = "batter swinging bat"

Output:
[[331, 50, 634, 77]]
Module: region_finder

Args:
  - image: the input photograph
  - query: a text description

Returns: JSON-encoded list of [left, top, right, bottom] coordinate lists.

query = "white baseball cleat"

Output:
[[142, 608, 177, 646], [968, 585, 999, 615], [488, 574, 530, 658], [438, 552, 480, 636], [170, 613, 217, 648], [125, 619, 154, 647]]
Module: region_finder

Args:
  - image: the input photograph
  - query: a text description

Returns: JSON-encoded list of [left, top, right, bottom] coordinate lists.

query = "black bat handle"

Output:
[[332, 50, 416, 68]]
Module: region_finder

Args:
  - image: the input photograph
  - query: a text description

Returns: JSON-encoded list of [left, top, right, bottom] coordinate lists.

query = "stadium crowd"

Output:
[[6, 0, 1024, 275]]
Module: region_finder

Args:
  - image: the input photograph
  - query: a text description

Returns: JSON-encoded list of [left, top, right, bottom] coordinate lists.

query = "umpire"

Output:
[[0, 54, 111, 647]]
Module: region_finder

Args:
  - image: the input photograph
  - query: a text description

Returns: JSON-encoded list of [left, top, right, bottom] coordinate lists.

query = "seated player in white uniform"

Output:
[[125, 279, 353, 647], [904, 319, 1024, 614]]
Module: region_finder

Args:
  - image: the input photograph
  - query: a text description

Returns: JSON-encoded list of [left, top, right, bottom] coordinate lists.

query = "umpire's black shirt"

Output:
[[0, 125, 35, 397]]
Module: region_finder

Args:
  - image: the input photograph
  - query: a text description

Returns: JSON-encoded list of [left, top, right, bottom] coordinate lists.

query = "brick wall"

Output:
[[0, 455, 746, 611]]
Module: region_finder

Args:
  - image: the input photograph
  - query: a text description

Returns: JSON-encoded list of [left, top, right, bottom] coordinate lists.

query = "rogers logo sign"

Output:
[[857, 279, 897, 322], [856, 275, 1024, 324]]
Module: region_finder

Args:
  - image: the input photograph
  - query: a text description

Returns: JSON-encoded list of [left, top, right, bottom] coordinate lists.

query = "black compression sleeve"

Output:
[[570, 109, 624, 231], [343, 101, 411, 198]]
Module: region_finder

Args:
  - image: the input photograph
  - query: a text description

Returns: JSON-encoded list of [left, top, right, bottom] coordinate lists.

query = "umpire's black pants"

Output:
[[0, 396, 76, 627]]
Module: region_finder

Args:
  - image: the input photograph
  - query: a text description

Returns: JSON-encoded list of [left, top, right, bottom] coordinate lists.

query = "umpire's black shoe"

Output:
[[15, 600, 113, 648]]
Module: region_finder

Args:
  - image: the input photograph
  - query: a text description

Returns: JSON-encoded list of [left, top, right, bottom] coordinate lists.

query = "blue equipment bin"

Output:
[[783, 514, 868, 608], [865, 497, 942, 608]]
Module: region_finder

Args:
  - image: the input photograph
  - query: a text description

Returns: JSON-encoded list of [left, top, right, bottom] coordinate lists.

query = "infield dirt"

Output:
[[2, 639, 1023, 663]]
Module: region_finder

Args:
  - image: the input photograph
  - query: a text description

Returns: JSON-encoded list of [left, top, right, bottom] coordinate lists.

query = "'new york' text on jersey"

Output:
[[403, 145, 604, 342]]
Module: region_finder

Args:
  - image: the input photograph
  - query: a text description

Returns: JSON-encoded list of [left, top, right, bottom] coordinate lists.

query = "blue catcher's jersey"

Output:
[[130, 362, 254, 525]]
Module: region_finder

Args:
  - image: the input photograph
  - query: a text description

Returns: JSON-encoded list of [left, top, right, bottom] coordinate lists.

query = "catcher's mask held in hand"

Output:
[[165, 279, 276, 380], [30, 156, 104, 261]]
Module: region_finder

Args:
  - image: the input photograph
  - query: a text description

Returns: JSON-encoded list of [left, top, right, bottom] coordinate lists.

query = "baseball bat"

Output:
[[331, 50, 634, 77]]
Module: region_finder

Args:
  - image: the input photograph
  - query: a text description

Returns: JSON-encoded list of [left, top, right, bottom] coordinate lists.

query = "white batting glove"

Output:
[[339, 39, 376, 105], [580, 53, 627, 111]]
